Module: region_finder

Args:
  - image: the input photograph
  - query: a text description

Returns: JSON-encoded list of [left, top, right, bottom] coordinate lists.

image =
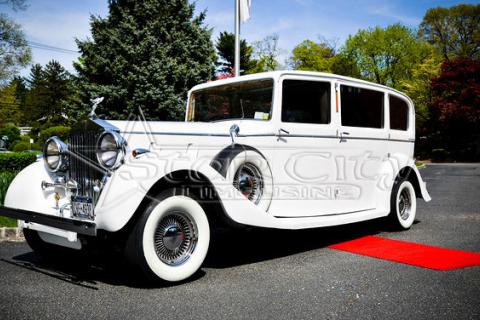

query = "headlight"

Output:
[[96, 131, 125, 170], [43, 136, 68, 172]]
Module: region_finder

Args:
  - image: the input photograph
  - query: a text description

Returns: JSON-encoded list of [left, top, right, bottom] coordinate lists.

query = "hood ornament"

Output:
[[89, 97, 104, 120]]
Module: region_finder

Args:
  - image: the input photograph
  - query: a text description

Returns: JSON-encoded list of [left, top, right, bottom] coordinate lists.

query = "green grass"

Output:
[[415, 160, 427, 169], [0, 216, 17, 227], [0, 171, 18, 227]]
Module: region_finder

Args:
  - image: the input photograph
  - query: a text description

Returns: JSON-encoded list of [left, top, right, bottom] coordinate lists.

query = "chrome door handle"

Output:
[[277, 128, 289, 142], [339, 131, 350, 142]]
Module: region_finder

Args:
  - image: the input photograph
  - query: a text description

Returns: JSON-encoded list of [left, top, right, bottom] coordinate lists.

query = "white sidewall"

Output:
[[226, 150, 273, 212], [142, 196, 210, 282], [395, 181, 417, 229]]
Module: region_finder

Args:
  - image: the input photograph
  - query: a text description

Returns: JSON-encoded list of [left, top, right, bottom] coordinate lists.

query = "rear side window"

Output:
[[340, 85, 384, 129], [282, 80, 330, 124], [389, 95, 409, 130]]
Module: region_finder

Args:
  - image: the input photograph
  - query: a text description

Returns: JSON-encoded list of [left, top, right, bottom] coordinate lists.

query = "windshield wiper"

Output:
[[240, 99, 245, 119]]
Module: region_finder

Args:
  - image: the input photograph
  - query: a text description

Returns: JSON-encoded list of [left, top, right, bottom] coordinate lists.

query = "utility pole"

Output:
[[234, 0, 241, 77]]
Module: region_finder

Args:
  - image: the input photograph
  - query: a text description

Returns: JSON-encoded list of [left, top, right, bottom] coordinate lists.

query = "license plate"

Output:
[[72, 196, 94, 219]]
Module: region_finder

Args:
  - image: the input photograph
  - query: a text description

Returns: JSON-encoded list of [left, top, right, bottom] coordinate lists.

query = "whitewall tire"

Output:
[[389, 180, 417, 229], [126, 192, 210, 282], [227, 150, 273, 212]]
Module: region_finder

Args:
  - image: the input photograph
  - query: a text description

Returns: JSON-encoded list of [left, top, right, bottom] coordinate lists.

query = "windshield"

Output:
[[188, 79, 274, 122]]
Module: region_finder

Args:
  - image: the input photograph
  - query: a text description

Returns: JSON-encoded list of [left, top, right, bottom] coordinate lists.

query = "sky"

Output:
[[1, 0, 479, 77]]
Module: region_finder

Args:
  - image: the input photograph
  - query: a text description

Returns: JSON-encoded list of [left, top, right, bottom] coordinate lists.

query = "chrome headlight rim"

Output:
[[43, 136, 68, 172], [95, 130, 126, 170]]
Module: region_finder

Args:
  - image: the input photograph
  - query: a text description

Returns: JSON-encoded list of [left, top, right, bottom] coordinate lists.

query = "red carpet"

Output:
[[328, 236, 480, 271]]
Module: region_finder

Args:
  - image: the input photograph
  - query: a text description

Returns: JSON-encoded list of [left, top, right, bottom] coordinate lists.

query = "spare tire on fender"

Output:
[[225, 149, 273, 212]]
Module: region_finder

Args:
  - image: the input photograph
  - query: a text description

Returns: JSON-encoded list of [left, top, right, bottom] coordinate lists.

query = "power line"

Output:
[[27, 41, 78, 54]]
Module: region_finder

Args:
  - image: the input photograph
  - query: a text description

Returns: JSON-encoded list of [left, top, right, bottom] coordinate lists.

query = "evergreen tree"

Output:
[[25, 61, 74, 126], [75, 0, 216, 121], [215, 31, 257, 75]]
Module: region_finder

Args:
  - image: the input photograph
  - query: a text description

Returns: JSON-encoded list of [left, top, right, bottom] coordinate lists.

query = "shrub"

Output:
[[38, 126, 71, 145], [0, 152, 37, 171], [0, 171, 19, 227], [12, 141, 31, 152], [0, 171, 18, 205], [0, 125, 21, 149], [431, 148, 449, 162]]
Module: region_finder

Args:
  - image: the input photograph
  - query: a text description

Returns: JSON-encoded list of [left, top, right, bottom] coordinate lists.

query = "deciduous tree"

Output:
[[289, 39, 335, 72], [0, 78, 24, 126], [399, 49, 442, 129], [341, 24, 432, 88], [251, 34, 281, 72], [419, 4, 480, 60], [429, 58, 480, 160], [0, 14, 31, 85]]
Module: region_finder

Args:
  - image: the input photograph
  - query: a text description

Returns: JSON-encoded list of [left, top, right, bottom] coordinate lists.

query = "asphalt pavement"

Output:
[[0, 164, 479, 319]]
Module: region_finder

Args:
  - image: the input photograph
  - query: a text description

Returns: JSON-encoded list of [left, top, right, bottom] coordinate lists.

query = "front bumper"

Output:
[[0, 206, 96, 236]]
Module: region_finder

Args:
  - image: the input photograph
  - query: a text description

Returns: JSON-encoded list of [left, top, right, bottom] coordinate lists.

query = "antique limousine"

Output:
[[1, 71, 431, 282]]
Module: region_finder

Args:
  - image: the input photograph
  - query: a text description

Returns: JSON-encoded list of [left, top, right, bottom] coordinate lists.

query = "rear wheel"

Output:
[[125, 190, 210, 282], [388, 179, 417, 229]]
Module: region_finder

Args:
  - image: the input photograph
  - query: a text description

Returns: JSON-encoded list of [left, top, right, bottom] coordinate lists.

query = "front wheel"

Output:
[[388, 179, 417, 229], [125, 192, 210, 282]]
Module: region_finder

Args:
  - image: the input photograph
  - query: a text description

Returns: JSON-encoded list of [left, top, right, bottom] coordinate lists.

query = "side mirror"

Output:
[[229, 124, 240, 145]]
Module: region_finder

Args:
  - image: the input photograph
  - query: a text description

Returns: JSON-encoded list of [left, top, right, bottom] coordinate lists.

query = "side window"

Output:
[[389, 95, 409, 131], [340, 85, 384, 129], [282, 80, 330, 124]]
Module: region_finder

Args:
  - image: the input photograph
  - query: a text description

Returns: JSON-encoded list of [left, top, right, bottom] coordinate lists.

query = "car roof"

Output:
[[190, 70, 413, 105]]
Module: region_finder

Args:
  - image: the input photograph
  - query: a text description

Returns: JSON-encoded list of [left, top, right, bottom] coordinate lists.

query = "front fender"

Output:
[[94, 143, 229, 231], [4, 160, 71, 215]]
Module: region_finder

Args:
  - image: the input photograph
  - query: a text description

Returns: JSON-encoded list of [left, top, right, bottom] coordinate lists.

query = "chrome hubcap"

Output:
[[154, 212, 197, 266], [233, 163, 264, 204], [398, 188, 411, 220]]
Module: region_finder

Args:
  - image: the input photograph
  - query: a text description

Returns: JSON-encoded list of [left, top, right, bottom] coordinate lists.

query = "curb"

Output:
[[0, 228, 25, 242]]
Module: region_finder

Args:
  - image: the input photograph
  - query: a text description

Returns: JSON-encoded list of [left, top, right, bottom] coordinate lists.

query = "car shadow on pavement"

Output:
[[204, 218, 394, 269], [4, 217, 417, 289]]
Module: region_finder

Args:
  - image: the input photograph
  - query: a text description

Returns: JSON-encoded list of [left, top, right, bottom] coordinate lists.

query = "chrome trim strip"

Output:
[[121, 131, 415, 143], [274, 208, 376, 219]]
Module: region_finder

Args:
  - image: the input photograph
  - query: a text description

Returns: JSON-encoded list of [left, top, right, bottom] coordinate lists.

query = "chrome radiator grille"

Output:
[[69, 131, 104, 200]]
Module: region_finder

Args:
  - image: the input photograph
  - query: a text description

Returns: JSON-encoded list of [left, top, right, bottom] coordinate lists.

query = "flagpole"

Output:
[[234, 0, 240, 77]]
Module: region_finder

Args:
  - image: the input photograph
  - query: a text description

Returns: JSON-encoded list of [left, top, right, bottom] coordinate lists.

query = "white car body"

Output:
[[3, 71, 430, 252]]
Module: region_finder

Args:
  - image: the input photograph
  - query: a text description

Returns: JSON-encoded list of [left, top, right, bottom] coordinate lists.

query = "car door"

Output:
[[269, 75, 348, 217], [336, 81, 389, 212], [387, 93, 415, 169]]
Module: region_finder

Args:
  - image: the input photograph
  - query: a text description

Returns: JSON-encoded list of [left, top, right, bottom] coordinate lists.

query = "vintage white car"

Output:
[[1, 71, 431, 282]]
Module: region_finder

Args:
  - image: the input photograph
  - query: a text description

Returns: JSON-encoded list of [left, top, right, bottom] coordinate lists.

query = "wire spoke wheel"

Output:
[[398, 188, 412, 221], [389, 179, 417, 230], [153, 211, 198, 266]]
